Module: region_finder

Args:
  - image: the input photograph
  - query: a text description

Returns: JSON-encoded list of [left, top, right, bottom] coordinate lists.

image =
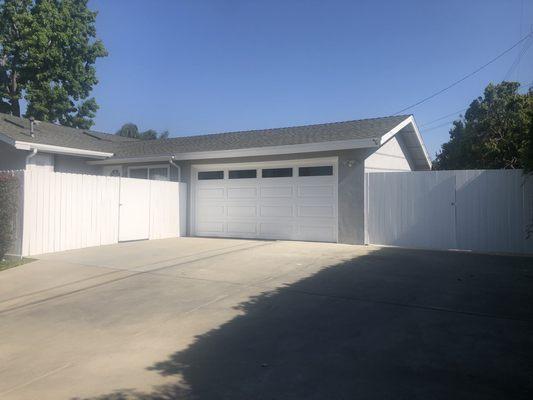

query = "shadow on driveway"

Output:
[[75, 248, 533, 400]]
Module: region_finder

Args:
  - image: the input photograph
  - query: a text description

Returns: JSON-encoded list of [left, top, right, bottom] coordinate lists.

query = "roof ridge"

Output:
[[158, 114, 411, 142]]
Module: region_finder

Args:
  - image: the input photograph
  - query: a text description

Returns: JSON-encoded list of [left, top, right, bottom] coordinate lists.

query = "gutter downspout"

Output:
[[169, 156, 181, 182], [25, 148, 38, 166]]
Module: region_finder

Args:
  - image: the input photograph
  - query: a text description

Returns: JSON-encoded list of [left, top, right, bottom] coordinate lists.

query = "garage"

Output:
[[191, 158, 338, 242]]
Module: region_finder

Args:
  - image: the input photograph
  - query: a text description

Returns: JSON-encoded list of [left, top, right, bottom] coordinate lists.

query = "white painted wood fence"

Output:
[[365, 170, 533, 254], [15, 169, 186, 256]]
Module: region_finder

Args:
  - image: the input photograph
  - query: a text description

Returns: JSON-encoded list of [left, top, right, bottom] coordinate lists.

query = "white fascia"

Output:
[[407, 116, 432, 169], [171, 137, 379, 161], [379, 115, 432, 170], [12, 141, 114, 159], [87, 138, 379, 165], [379, 116, 413, 145]]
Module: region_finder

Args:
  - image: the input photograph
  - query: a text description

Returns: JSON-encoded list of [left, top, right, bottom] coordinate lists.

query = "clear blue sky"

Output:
[[89, 0, 533, 158]]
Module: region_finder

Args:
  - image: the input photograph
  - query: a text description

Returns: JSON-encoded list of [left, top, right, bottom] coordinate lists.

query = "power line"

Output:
[[420, 107, 467, 128], [420, 80, 532, 134], [504, 34, 533, 81], [518, 0, 525, 80], [393, 32, 533, 115], [423, 120, 457, 132]]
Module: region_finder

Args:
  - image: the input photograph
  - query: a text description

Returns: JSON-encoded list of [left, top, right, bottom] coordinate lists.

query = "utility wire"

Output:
[[423, 120, 457, 132], [504, 34, 533, 81], [420, 80, 533, 133], [420, 107, 468, 127], [393, 32, 533, 115]]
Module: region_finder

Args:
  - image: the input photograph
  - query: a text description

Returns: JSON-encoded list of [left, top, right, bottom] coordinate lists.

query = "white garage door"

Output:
[[192, 158, 338, 242]]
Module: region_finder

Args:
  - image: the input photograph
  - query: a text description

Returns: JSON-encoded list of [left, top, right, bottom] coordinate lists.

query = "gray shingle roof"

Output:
[[0, 112, 410, 159], [111, 115, 410, 158], [0, 113, 136, 153]]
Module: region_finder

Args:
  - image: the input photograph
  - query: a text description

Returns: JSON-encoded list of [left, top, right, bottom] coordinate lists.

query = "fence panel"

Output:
[[149, 180, 181, 240], [454, 169, 531, 254], [19, 170, 186, 256], [21, 169, 121, 256], [366, 170, 533, 254], [365, 171, 456, 250]]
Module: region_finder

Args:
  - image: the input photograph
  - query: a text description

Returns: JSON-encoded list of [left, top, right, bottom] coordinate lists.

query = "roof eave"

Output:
[[379, 115, 432, 170], [13, 140, 113, 159], [87, 137, 381, 165]]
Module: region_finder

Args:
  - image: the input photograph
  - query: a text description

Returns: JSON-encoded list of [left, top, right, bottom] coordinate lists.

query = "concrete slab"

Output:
[[0, 259, 122, 304], [0, 238, 532, 400], [37, 237, 259, 271]]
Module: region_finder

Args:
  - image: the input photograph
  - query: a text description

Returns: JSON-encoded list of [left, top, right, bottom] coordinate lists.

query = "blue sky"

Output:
[[89, 0, 533, 158]]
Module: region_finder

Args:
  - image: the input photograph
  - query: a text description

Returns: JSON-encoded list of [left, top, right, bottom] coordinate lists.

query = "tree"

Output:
[[0, 0, 107, 128], [433, 82, 533, 170], [115, 123, 169, 140], [115, 122, 140, 139]]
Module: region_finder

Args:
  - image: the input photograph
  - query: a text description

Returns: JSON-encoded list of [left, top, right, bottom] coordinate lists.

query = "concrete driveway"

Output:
[[0, 238, 532, 400]]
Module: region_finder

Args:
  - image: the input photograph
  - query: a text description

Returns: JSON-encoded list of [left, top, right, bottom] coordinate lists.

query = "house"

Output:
[[0, 113, 431, 245]]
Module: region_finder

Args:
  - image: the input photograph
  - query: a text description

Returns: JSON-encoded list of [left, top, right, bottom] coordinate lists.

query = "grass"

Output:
[[0, 257, 34, 272]]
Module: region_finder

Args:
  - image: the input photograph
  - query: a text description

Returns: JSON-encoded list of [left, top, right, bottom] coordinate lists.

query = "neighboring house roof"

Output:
[[0, 112, 431, 169]]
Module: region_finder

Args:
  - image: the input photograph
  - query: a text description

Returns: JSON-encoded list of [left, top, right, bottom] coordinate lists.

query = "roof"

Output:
[[0, 112, 430, 168], [0, 113, 136, 154], [110, 115, 410, 158]]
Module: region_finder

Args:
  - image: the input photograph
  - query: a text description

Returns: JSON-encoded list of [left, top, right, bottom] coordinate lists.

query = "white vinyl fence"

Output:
[[11, 169, 186, 257], [365, 170, 533, 254]]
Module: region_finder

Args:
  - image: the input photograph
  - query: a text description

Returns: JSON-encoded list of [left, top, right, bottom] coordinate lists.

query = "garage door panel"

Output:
[[260, 205, 293, 217], [298, 185, 335, 197], [297, 205, 335, 218], [227, 187, 257, 199], [197, 187, 225, 199], [297, 225, 336, 242], [259, 222, 293, 237], [227, 205, 256, 217], [196, 221, 225, 233], [260, 186, 293, 198], [197, 205, 225, 219], [227, 222, 257, 234], [193, 160, 337, 242]]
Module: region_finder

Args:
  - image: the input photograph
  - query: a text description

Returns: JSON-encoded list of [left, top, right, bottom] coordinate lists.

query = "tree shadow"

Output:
[[74, 248, 533, 400]]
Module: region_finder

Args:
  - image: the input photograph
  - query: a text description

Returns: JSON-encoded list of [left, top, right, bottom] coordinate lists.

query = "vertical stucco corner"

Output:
[[337, 149, 372, 245]]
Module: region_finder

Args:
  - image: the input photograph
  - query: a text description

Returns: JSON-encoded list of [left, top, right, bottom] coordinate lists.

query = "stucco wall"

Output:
[[0, 141, 26, 170], [27, 153, 54, 171], [177, 149, 370, 245], [364, 135, 413, 172], [54, 155, 103, 175]]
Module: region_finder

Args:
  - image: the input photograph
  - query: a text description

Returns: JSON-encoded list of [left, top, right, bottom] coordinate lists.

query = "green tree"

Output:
[[116, 123, 169, 140], [433, 82, 533, 170], [0, 0, 107, 128]]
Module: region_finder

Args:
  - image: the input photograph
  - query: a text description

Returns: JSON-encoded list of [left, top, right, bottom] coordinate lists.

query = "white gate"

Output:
[[365, 170, 533, 254], [118, 178, 151, 241], [16, 169, 186, 256]]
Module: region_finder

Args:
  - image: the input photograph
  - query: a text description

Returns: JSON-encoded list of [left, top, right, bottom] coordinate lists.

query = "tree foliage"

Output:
[[0, 173, 19, 259], [115, 123, 169, 140], [0, 0, 107, 128], [433, 82, 533, 171]]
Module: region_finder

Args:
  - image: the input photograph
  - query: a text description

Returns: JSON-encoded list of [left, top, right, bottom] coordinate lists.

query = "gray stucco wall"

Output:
[[176, 149, 371, 245], [54, 155, 103, 175], [0, 141, 27, 170]]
